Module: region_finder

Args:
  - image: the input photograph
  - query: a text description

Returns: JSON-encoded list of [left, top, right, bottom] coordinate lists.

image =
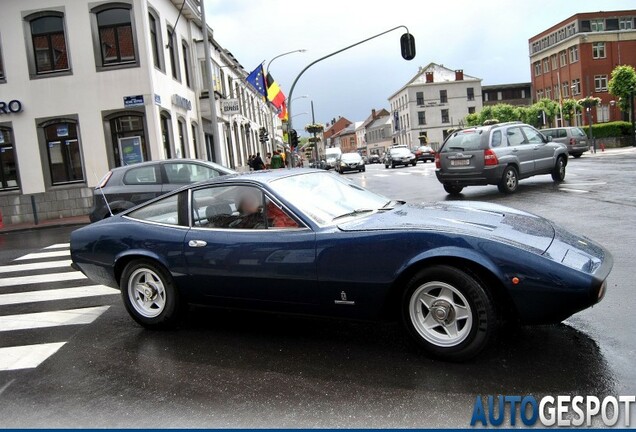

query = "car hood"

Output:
[[337, 201, 555, 254]]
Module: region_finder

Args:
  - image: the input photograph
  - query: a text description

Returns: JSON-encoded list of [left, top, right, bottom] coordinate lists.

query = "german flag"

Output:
[[266, 73, 286, 111]]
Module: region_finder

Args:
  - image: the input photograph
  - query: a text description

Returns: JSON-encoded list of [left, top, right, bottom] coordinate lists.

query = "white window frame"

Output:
[[592, 42, 606, 59], [594, 75, 608, 92], [569, 46, 579, 63]]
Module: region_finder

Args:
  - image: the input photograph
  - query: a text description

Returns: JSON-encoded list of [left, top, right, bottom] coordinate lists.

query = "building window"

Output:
[[0, 127, 19, 190], [546, 87, 551, 99], [43, 122, 84, 185], [441, 109, 449, 124], [177, 118, 186, 158], [416, 91, 424, 105], [160, 113, 173, 159], [181, 40, 191, 87], [620, 18, 633, 30], [0, 37, 5, 82], [590, 19, 604, 32], [534, 62, 541, 76], [467, 87, 475, 101], [191, 123, 199, 159], [536, 89, 544, 100], [148, 10, 163, 71], [551, 55, 557, 70], [566, 24, 576, 37], [27, 12, 70, 75], [166, 27, 179, 80], [468, 106, 476, 114], [559, 51, 567, 67], [594, 75, 608, 92], [571, 79, 581, 95], [592, 42, 606, 59], [96, 7, 136, 66], [543, 58, 549, 73], [109, 114, 148, 167], [439, 90, 447, 104], [562, 81, 569, 97], [417, 111, 426, 125], [569, 46, 579, 63]]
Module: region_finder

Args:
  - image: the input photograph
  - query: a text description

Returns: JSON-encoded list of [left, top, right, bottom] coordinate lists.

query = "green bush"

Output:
[[579, 121, 632, 138]]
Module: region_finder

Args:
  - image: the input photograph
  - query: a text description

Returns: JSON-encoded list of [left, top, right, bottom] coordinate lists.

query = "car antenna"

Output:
[[92, 169, 113, 217]]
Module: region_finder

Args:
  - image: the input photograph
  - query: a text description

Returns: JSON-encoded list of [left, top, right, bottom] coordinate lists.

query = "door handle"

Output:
[[188, 240, 207, 248]]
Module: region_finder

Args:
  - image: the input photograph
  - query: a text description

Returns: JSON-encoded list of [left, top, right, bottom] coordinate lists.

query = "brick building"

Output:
[[335, 124, 357, 153], [323, 116, 352, 148], [529, 10, 636, 125]]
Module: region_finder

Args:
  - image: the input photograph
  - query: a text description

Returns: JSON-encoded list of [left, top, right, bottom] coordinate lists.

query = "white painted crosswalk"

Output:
[[0, 245, 117, 371]]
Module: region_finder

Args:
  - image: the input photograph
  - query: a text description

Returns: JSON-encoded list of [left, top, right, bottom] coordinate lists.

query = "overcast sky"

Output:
[[205, 0, 634, 127]]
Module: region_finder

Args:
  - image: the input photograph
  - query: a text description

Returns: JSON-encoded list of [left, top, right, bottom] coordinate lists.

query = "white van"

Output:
[[325, 147, 342, 170]]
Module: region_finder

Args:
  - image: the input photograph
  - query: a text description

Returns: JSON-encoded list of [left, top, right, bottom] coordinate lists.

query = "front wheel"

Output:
[[120, 259, 182, 329], [498, 166, 518, 194], [385, 164, 389, 169], [412, 161, 417, 166], [572, 153, 582, 159], [402, 265, 496, 361], [551, 157, 566, 182], [443, 184, 464, 195]]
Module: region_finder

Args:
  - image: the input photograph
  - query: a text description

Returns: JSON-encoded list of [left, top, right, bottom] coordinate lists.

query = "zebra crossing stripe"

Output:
[[0, 306, 110, 332], [0, 342, 67, 371], [0, 271, 86, 287], [44, 243, 70, 250], [14, 250, 70, 261], [0, 285, 119, 306], [0, 260, 73, 274]]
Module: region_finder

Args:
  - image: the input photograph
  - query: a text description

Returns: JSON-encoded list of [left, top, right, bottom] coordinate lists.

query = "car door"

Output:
[[504, 126, 535, 176], [184, 183, 318, 307], [523, 125, 554, 172], [161, 161, 224, 193], [119, 164, 164, 204]]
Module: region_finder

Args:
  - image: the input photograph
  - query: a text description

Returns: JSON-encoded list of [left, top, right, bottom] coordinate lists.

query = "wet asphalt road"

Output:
[[0, 149, 634, 427]]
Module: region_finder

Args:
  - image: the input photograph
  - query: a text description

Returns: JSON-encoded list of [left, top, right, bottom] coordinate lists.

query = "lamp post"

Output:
[[631, 87, 636, 147]]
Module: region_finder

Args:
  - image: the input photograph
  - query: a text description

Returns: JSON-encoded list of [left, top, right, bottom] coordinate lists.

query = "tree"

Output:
[[561, 99, 580, 125], [608, 65, 636, 113]]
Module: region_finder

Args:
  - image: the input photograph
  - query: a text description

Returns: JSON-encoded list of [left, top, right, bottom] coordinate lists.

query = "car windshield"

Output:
[[270, 172, 390, 225], [326, 153, 339, 161], [341, 153, 361, 162], [418, 146, 432, 152], [390, 148, 411, 156], [441, 129, 484, 152]]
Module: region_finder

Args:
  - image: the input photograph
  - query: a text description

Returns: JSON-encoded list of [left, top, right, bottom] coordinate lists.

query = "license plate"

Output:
[[450, 159, 470, 166]]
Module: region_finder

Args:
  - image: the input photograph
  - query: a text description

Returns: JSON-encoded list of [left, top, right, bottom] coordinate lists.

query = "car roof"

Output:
[[108, 158, 233, 174], [182, 168, 327, 189]]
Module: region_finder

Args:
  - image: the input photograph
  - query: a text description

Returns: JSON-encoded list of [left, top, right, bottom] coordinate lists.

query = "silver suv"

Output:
[[541, 127, 588, 158], [435, 122, 568, 195]]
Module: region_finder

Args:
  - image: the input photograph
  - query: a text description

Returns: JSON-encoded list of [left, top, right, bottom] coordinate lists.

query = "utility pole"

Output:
[[585, 76, 596, 154], [199, 0, 222, 163], [311, 100, 318, 163], [631, 88, 636, 147]]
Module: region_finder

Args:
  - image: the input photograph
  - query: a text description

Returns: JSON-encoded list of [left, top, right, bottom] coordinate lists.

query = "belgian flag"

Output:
[[266, 73, 286, 112]]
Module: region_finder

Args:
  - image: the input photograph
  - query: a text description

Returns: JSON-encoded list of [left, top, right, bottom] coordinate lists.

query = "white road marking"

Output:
[[0, 271, 86, 287], [0, 306, 110, 332], [0, 286, 118, 306], [559, 188, 589, 194], [0, 342, 66, 371], [373, 174, 390, 178], [14, 250, 70, 261], [395, 172, 413, 176], [561, 182, 607, 186], [0, 260, 73, 274], [44, 244, 70, 250]]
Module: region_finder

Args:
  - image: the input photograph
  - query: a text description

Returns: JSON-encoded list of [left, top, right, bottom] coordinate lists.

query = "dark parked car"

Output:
[[436, 122, 568, 195], [413, 145, 436, 162], [385, 146, 416, 168], [541, 127, 589, 158], [89, 159, 234, 222], [71, 170, 612, 361], [336, 152, 366, 173], [367, 154, 381, 164]]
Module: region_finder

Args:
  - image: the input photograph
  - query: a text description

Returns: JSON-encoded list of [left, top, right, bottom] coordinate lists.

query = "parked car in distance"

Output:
[[71, 169, 612, 361], [435, 122, 568, 195], [413, 145, 436, 163], [89, 159, 234, 222], [385, 145, 416, 169], [367, 154, 381, 164], [541, 127, 589, 158], [336, 152, 366, 173]]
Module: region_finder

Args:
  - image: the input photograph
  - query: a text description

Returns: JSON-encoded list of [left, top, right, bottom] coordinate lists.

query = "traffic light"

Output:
[[258, 127, 269, 143], [400, 33, 416, 61], [289, 129, 299, 148]]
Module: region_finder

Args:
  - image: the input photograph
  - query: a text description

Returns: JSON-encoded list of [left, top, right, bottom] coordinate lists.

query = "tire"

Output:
[[498, 165, 518, 194], [385, 164, 389, 169], [391, 163, 396, 169], [572, 153, 582, 159], [412, 161, 417, 166], [401, 265, 496, 361], [551, 156, 566, 182], [443, 184, 464, 195], [423, 160, 428, 163], [120, 259, 182, 329]]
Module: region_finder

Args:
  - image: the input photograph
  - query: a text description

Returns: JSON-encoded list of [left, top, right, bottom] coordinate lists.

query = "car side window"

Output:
[[558, 129, 568, 138], [164, 163, 221, 185], [127, 193, 183, 225], [522, 126, 544, 144], [506, 127, 526, 146], [192, 185, 267, 230], [491, 130, 502, 148], [123, 165, 159, 185]]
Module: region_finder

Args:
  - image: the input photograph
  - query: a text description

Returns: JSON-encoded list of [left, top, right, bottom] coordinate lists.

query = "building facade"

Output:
[[388, 63, 482, 149], [0, 0, 279, 225], [323, 116, 351, 148], [482, 83, 532, 106], [335, 124, 357, 153], [529, 10, 636, 125], [365, 116, 392, 155]]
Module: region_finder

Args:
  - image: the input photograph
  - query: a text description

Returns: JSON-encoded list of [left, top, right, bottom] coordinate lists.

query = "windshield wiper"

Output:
[[332, 209, 375, 221], [380, 200, 405, 210]]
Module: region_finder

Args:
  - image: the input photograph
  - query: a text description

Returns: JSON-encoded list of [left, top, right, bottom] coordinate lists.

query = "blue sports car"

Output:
[[70, 169, 612, 361]]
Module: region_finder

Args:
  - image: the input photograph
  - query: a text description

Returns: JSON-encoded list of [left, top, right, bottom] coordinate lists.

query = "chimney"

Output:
[[425, 72, 434, 83], [455, 69, 464, 81], [371, 109, 376, 119]]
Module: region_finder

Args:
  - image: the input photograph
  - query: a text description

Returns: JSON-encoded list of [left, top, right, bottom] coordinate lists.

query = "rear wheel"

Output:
[[391, 163, 396, 169], [498, 166, 518, 194], [551, 156, 566, 182], [443, 184, 464, 195], [412, 161, 417, 166], [572, 153, 582, 159], [120, 259, 182, 329], [402, 265, 496, 361]]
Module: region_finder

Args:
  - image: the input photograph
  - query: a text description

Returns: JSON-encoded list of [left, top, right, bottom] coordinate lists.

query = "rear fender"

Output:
[[113, 249, 173, 285]]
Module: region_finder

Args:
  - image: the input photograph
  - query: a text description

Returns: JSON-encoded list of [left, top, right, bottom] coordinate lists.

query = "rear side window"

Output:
[[442, 130, 484, 152], [491, 131, 502, 148], [542, 130, 557, 138], [558, 129, 568, 138], [123, 166, 159, 185], [127, 193, 182, 226]]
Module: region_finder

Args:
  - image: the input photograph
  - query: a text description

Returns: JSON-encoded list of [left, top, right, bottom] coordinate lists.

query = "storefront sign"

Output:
[[123, 95, 145, 108], [0, 100, 23, 114], [119, 136, 144, 166], [172, 94, 192, 111], [221, 99, 240, 115]]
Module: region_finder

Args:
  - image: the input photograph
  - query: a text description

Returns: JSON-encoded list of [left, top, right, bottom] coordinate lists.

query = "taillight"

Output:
[[570, 138, 575, 145], [484, 149, 499, 166], [435, 153, 441, 168], [97, 171, 113, 189]]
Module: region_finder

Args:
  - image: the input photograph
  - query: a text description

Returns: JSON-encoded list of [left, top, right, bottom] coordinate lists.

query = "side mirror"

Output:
[[400, 33, 416, 61], [547, 135, 553, 142]]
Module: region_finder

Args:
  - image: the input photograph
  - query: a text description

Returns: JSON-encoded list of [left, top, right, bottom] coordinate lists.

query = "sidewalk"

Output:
[[0, 215, 90, 233], [585, 145, 636, 157]]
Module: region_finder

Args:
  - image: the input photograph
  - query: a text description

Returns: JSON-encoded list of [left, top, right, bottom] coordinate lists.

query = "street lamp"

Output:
[[292, 112, 309, 119], [291, 95, 309, 103]]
